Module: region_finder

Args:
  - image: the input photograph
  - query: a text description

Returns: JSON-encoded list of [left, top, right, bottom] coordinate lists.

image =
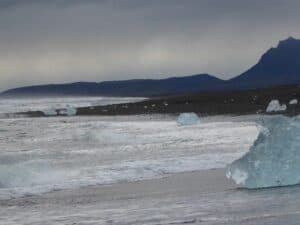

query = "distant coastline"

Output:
[[2, 37, 300, 98], [10, 85, 300, 118]]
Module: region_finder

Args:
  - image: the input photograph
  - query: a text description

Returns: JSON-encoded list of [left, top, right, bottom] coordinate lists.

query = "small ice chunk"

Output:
[[289, 99, 298, 105], [226, 116, 300, 189], [42, 108, 57, 116], [226, 169, 248, 185], [266, 100, 287, 112], [58, 105, 77, 116], [177, 113, 200, 126]]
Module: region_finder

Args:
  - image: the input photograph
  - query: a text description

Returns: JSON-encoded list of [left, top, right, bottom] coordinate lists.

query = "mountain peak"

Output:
[[277, 36, 300, 48], [230, 36, 300, 89], [262, 36, 300, 61]]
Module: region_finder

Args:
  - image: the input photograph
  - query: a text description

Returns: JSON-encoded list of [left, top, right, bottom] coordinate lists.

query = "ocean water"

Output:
[[0, 97, 275, 225], [0, 97, 260, 200], [0, 96, 145, 114]]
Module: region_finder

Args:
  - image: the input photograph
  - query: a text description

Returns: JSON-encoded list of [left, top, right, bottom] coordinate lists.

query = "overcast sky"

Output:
[[0, 0, 300, 91]]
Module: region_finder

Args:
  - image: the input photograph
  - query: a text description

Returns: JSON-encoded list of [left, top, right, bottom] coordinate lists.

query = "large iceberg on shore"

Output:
[[177, 113, 200, 126], [226, 116, 300, 189], [266, 100, 287, 113]]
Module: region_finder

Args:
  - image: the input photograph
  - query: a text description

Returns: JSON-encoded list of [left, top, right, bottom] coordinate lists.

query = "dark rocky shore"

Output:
[[11, 85, 300, 118]]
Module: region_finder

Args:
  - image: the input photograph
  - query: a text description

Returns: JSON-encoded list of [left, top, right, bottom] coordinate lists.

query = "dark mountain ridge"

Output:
[[229, 37, 300, 89], [3, 37, 300, 97], [1, 74, 224, 97]]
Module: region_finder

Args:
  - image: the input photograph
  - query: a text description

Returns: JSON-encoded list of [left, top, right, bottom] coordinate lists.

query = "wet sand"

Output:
[[2, 169, 300, 225], [0, 169, 232, 225]]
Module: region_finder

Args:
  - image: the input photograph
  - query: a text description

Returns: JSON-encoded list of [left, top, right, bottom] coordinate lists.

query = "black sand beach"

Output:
[[12, 85, 300, 118]]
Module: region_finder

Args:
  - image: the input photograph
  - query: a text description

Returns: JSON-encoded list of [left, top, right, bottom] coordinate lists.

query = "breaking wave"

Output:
[[0, 153, 242, 199]]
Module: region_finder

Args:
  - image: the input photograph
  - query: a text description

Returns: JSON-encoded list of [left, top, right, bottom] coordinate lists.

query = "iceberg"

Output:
[[42, 107, 57, 116], [226, 116, 300, 189], [266, 100, 287, 112], [289, 99, 298, 105], [58, 105, 77, 116], [177, 113, 200, 126]]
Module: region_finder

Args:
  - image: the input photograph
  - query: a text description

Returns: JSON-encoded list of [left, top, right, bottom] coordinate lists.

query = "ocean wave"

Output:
[[0, 153, 242, 199]]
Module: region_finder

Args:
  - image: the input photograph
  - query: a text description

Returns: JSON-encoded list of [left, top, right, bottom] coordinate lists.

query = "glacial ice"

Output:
[[42, 108, 57, 116], [289, 99, 298, 105], [58, 105, 77, 116], [226, 116, 300, 188], [177, 113, 200, 126], [266, 100, 287, 112]]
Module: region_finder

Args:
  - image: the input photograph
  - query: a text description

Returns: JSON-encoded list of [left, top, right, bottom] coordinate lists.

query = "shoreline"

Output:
[[3, 168, 300, 224], [9, 85, 300, 118], [1, 169, 237, 224], [0, 168, 236, 203]]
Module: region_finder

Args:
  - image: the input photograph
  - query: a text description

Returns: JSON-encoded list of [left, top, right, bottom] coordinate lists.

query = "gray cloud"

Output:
[[0, 0, 300, 91], [0, 0, 108, 9]]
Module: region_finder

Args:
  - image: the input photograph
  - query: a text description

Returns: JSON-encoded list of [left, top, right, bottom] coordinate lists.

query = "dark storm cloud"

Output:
[[1, 0, 300, 91]]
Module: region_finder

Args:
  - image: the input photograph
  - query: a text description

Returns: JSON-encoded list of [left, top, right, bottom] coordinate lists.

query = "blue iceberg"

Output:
[[177, 113, 200, 126], [42, 107, 57, 116], [226, 116, 300, 189], [58, 105, 77, 116], [266, 100, 287, 112]]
